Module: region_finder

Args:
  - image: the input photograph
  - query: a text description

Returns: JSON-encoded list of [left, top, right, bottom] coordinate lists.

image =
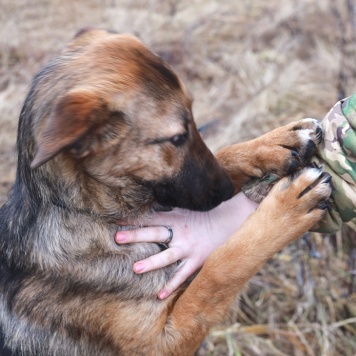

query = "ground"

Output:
[[0, 0, 355, 354]]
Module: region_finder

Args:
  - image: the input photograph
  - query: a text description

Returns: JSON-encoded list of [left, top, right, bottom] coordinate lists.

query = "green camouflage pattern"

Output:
[[241, 173, 280, 203], [313, 94, 356, 232], [242, 94, 356, 233]]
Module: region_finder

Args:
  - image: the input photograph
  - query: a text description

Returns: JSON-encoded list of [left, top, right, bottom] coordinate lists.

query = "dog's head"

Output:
[[29, 28, 233, 215]]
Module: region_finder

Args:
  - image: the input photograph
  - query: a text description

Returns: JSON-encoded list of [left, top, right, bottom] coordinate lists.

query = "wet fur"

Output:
[[0, 29, 331, 355]]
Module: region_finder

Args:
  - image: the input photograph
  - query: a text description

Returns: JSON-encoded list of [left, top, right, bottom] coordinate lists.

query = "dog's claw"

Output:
[[322, 174, 332, 184], [316, 126, 323, 143]]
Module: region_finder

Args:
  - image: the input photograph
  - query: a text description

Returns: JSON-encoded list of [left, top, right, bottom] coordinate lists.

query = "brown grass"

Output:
[[0, 0, 355, 354]]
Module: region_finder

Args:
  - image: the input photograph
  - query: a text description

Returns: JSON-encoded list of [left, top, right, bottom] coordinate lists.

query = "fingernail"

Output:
[[158, 290, 168, 299], [115, 232, 127, 243], [133, 262, 145, 274]]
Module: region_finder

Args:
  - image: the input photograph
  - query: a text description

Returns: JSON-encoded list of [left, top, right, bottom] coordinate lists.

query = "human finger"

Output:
[[115, 225, 174, 245], [158, 261, 199, 299], [133, 247, 182, 274]]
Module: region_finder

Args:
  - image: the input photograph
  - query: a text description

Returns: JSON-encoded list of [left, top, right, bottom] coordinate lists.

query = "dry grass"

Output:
[[0, 0, 355, 354]]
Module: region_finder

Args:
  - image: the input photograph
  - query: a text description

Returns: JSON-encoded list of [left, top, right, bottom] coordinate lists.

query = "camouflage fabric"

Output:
[[241, 173, 280, 204], [314, 94, 356, 232], [242, 93, 356, 233]]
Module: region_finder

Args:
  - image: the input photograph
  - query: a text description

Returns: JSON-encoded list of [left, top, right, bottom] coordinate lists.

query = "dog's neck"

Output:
[[1, 168, 156, 270], [14, 147, 154, 225]]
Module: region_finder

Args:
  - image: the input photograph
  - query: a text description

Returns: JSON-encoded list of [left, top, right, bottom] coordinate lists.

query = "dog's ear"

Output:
[[31, 88, 108, 168]]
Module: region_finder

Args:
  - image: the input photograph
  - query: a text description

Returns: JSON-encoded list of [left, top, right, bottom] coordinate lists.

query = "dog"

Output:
[[0, 28, 332, 355]]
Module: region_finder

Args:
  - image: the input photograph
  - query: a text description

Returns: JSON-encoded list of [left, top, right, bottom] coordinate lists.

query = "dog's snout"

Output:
[[216, 170, 235, 203], [202, 160, 234, 210], [149, 149, 235, 212]]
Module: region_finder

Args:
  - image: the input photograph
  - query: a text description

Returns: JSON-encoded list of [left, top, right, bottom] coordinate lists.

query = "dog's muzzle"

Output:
[[145, 155, 235, 212]]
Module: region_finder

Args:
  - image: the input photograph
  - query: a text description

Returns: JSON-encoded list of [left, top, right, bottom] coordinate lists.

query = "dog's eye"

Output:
[[169, 133, 188, 147]]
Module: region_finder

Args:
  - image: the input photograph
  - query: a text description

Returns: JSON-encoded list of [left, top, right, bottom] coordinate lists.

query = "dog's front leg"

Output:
[[163, 166, 331, 355], [216, 119, 322, 192]]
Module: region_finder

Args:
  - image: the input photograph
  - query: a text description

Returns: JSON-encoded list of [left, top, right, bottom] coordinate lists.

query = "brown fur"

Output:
[[0, 28, 332, 355]]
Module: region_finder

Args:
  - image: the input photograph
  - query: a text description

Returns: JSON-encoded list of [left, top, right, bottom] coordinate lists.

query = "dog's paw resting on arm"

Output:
[[215, 118, 322, 193]]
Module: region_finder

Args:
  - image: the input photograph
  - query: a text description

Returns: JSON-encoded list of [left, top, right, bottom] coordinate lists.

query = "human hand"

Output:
[[115, 192, 258, 299]]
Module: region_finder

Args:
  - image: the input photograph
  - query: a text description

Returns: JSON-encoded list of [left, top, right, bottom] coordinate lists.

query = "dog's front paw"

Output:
[[283, 118, 322, 168], [216, 119, 323, 192], [261, 166, 332, 239], [255, 118, 322, 176]]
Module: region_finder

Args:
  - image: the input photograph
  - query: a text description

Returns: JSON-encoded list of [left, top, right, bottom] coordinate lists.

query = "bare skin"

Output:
[[115, 192, 258, 299]]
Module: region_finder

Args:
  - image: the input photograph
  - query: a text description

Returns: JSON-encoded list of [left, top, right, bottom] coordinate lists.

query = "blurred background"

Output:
[[0, 0, 355, 354]]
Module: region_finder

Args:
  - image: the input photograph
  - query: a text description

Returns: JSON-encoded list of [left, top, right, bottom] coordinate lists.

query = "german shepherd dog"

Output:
[[0, 28, 332, 355]]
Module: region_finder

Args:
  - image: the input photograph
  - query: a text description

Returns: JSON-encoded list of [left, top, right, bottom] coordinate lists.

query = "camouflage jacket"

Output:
[[242, 93, 356, 233]]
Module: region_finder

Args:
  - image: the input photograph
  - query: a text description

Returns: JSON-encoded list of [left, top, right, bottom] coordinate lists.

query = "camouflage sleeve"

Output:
[[242, 93, 356, 233], [312, 94, 356, 233]]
